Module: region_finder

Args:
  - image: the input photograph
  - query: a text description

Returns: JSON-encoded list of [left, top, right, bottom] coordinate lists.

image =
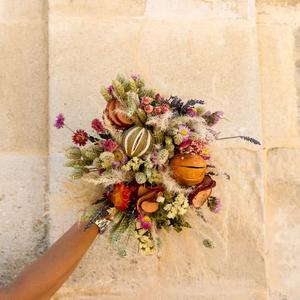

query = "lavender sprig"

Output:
[[206, 171, 230, 180], [217, 135, 261, 145], [168, 96, 205, 115]]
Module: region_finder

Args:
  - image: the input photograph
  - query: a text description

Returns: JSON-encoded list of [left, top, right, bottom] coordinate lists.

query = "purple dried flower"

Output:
[[203, 111, 224, 126], [131, 74, 140, 81], [107, 85, 114, 95], [208, 197, 221, 214], [54, 113, 65, 129], [186, 107, 197, 117]]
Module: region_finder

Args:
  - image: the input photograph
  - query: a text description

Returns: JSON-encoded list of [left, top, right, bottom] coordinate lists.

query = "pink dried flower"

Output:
[[200, 148, 210, 160], [72, 129, 88, 146], [187, 107, 197, 117], [101, 139, 119, 152], [179, 140, 207, 156], [150, 151, 160, 166], [143, 97, 152, 105], [178, 125, 190, 141], [138, 214, 152, 230], [161, 103, 170, 113], [91, 118, 105, 134], [131, 74, 140, 81], [155, 93, 162, 101], [145, 104, 154, 113], [154, 106, 162, 114], [179, 140, 192, 150], [54, 113, 65, 129]]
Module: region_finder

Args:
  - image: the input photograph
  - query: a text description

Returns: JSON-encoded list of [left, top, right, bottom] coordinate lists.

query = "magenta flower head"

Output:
[[91, 118, 105, 134], [54, 113, 65, 129], [138, 214, 152, 230], [208, 197, 221, 214], [101, 139, 119, 152]]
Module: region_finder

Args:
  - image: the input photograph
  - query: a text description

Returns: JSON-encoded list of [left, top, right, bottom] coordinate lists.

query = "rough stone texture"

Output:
[[49, 0, 146, 19], [0, 0, 46, 21], [295, 28, 300, 127], [1, 0, 300, 299], [266, 148, 300, 300], [0, 0, 48, 287], [0, 154, 48, 285], [145, 0, 255, 20], [0, 22, 48, 153], [258, 23, 300, 147]]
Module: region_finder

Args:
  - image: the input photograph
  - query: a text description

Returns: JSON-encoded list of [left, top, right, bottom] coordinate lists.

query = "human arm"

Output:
[[0, 222, 98, 300]]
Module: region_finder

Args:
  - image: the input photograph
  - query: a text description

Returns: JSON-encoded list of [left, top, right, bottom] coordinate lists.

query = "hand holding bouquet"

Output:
[[55, 74, 260, 255]]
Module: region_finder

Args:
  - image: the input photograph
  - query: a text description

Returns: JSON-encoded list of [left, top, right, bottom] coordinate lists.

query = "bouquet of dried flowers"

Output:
[[55, 74, 260, 255]]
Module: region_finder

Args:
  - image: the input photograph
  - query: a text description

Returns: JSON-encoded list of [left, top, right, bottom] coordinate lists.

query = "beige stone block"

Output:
[[0, 154, 48, 285], [258, 24, 299, 147], [49, 0, 146, 19], [0, 22, 48, 153], [136, 21, 262, 146], [48, 19, 144, 152], [50, 148, 266, 299], [257, 0, 300, 6], [49, 20, 261, 152], [0, 0, 46, 21], [266, 148, 300, 300], [146, 0, 255, 20]]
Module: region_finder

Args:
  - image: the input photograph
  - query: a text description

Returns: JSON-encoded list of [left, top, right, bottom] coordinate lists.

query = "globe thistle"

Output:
[[135, 172, 147, 184], [82, 145, 101, 160], [65, 146, 82, 160], [93, 157, 102, 168], [165, 136, 173, 146], [71, 168, 88, 180], [65, 160, 85, 168], [144, 167, 152, 179]]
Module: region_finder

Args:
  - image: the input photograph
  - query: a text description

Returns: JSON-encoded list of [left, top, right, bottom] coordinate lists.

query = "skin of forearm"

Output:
[[0, 222, 98, 300]]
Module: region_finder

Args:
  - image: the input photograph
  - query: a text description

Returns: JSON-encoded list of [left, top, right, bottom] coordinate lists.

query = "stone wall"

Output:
[[0, 1, 299, 299]]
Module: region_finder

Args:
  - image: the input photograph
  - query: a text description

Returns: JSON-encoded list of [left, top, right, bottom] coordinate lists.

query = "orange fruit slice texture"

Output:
[[192, 189, 212, 208], [141, 201, 159, 213], [107, 100, 123, 126]]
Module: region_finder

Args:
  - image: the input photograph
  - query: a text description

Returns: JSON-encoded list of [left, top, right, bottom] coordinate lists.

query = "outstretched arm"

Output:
[[0, 222, 98, 300]]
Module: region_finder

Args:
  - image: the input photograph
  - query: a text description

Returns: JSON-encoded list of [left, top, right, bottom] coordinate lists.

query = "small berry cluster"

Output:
[[141, 94, 170, 115]]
